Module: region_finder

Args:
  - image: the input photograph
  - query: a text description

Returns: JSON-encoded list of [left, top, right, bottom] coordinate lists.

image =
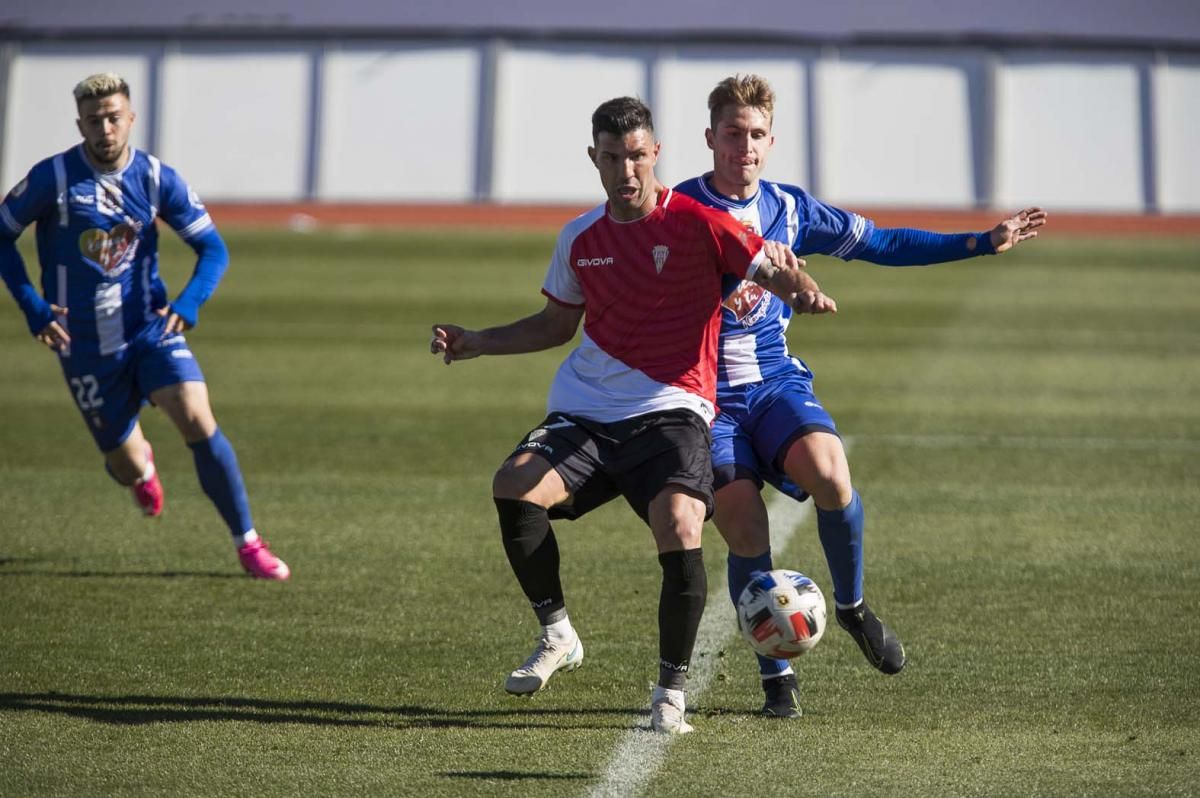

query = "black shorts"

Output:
[[508, 409, 715, 524]]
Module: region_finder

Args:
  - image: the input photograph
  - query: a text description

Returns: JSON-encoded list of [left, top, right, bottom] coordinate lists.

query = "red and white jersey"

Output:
[[542, 188, 766, 424]]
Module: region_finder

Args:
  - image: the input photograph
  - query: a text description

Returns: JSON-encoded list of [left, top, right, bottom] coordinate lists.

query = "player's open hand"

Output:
[[790, 291, 838, 315], [762, 240, 805, 272], [35, 305, 71, 351], [430, 324, 481, 365], [990, 207, 1047, 253], [155, 305, 192, 335]]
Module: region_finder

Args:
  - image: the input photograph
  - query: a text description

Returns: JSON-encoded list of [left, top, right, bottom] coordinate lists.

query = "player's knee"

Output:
[[493, 452, 568, 506], [650, 499, 706, 551], [713, 504, 766, 555], [179, 416, 216, 442], [718, 521, 767, 557], [491, 463, 524, 500], [674, 522, 703, 550], [492, 461, 546, 503], [784, 440, 852, 508], [153, 382, 216, 441], [713, 480, 770, 556], [809, 472, 853, 510]]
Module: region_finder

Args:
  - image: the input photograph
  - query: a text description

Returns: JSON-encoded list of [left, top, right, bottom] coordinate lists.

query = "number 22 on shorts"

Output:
[[69, 375, 104, 410]]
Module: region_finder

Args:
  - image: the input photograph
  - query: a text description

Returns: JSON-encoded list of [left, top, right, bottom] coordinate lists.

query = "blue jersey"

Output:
[[0, 144, 214, 358], [673, 174, 874, 391]]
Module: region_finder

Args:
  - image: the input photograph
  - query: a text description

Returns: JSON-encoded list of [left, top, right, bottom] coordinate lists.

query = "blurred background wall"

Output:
[[2, 0, 1198, 212]]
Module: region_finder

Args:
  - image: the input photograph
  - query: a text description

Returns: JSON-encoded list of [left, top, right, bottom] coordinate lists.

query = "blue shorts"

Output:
[[711, 372, 838, 502], [58, 315, 206, 452]]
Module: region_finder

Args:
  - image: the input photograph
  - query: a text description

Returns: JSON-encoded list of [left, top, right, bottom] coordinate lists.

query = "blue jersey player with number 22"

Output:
[[0, 73, 289, 580]]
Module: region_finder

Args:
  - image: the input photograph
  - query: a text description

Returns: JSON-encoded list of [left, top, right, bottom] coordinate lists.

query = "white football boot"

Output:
[[504, 632, 584, 695], [650, 685, 694, 734]]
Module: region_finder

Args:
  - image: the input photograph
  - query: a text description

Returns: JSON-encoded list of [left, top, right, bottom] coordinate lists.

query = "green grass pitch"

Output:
[[1, 228, 1197, 797]]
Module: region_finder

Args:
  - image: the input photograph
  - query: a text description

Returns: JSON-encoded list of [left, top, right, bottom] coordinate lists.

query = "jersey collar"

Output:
[[606, 186, 671, 224], [698, 171, 761, 210], [75, 143, 138, 180]]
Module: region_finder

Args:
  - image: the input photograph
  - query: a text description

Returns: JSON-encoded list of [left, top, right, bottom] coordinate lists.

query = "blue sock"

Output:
[[728, 549, 790, 678], [188, 428, 254, 538], [816, 491, 865, 607]]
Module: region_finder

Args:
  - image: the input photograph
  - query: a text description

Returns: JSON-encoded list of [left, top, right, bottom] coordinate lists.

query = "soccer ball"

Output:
[[736, 569, 827, 659]]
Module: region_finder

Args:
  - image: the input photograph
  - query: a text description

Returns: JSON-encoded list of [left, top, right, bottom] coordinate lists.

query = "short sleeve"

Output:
[[541, 219, 587, 308], [0, 162, 55, 238], [702, 204, 765, 280], [157, 161, 216, 241]]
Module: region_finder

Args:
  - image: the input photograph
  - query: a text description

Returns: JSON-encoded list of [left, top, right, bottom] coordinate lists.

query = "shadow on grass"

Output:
[[0, 556, 48, 567], [0, 691, 642, 731], [0, 568, 240, 579], [441, 770, 593, 782]]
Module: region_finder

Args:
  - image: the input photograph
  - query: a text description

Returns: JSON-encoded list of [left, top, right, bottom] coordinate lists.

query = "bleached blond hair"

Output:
[[707, 74, 775, 129], [73, 73, 130, 105]]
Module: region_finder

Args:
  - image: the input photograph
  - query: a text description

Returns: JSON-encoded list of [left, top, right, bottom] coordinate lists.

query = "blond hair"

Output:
[[73, 73, 130, 105], [707, 74, 775, 129]]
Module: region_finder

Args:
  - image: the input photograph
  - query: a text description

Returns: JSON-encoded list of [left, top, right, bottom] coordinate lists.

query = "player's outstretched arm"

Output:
[[431, 299, 584, 365], [990, 207, 1047, 253], [834, 206, 1047, 267], [752, 240, 837, 315]]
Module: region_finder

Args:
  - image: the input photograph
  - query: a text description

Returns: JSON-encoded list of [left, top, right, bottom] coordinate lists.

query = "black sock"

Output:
[[494, 498, 566, 625], [657, 548, 706, 690]]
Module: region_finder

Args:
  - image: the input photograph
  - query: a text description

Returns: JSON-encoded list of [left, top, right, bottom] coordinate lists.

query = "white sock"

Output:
[[135, 459, 156, 485], [652, 685, 686, 704], [544, 617, 575, 644], [234, 529, 259, 548]]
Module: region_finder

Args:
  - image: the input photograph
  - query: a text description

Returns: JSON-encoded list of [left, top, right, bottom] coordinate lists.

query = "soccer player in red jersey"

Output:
[[431, 96, 835, 734]]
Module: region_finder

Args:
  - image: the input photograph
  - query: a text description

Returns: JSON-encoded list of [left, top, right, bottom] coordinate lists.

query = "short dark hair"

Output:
[[591, 97, 654, 144]]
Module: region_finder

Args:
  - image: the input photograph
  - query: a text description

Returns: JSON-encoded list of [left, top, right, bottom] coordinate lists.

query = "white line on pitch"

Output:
[[585, 429, 1179, 791], [586, 449, 826, 798]]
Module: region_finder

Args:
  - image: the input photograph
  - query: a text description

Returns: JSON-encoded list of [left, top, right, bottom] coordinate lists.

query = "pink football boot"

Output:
[[237, 538, 291, 581], [131, 444, 165, 517]]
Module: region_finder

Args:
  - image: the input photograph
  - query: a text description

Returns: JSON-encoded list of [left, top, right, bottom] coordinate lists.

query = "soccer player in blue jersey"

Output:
[[675, 74, 1046, 718], [0, 73, 289, 580]]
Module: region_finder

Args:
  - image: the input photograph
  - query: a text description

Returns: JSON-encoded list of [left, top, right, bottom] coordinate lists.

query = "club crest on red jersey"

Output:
[[652, 244, 669, 274]]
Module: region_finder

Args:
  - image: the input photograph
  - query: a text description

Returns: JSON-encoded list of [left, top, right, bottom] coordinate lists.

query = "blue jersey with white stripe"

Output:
[[674, 173, 874, 391], [0, 144, 213, 357]]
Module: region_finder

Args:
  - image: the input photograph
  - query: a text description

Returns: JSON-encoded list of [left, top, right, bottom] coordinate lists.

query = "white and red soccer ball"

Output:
[[736, 569, 827, 659]]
